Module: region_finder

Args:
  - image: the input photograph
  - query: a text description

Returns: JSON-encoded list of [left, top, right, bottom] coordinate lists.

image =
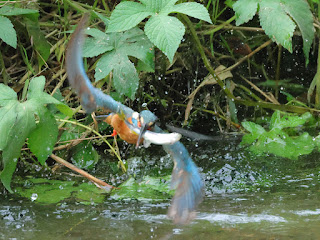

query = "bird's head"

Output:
[[132, 110, 158, 148]]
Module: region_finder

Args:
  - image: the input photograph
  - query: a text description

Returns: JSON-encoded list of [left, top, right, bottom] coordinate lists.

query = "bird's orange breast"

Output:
[[104, 114, 143, 145]]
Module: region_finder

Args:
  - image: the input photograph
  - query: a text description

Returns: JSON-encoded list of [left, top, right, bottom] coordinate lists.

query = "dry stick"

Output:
[[240, 76, 280, 105], [50, 154, 114, 190], [222, 40, 272, 74]]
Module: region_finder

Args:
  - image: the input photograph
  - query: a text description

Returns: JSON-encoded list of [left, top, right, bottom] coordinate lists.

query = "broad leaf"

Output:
[[0, 103, 18, 150], [241, 121, 266, 144], [0, 76, 69, 191], [0, 6, 38, 16], [107, 1, 152, 32], [107, 0, 212, 62], [281, 0, 315, 64], [25, 18, 51, 67], [233, 0, 315, 63], [93, 11, 109, 28], [259, 0, 295, 52], [270, 111, 312, 130], [0, 102, 36, 192], [71, 141, 99, 170], [0, 83, 17, 107], [111, 175, 173, 201], [241, 111, 316, 159], [28, 108, 59, 165], [84, 27, 154, 99], [15, 178, 107, 204], [0, 16, 16, 48], [233, 0, 258, 25], [164, 2, 212, 23], [83, 28, 114, 58], [145, 15, 184, 62]]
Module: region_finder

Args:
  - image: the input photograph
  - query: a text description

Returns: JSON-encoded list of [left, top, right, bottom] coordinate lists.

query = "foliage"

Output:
[[83, 26, 154, 99], [57, 121, 100, 170], [15, 178, 106, 204], [233, 0, 315, 64], [0, 6, 38, 48], [0, 76, 71, 192], [107, 0, 212, 62], [0, 5, 50, 67], [241, 111, 320, 159], [0, 0, 319, 200], [71, 141, 100, 170], [111, 175, 174, 201]]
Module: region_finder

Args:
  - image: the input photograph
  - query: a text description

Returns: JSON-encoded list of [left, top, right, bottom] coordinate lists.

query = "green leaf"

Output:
[[0, 77, 70, 191], [55, 104, 74, 118], [281, 0, 315, 64], [112, 56, 140, 99], [270, 111, 312, 130], [242, 112, 316, 159], [233, 0, 258, 25], [144, 0, 179, 12], [259, 0, 296, 52], [0, 103, 18, 150], [0, 16, 16, 48], [28, 108, 58, 165], [233, 0, 314, 60], [0, 83, 17, 107], [111, 175, 173, 201], [165, 2, 212, 23], [93, 11, 109, 28], [25, 18, 51, 67], [145, 15, 184, 62], [0, 102, 36, 192], [27, 76, 62, 107], [242, 121, 266, 135], [71, 141, 99, 170], [92, 27, 154, 98], [241, 121, 266, 144], [15, 178, 107, 204], [0, 6, 38, 16], [107, 1, 152, 32], [107, 0, 211, 62], [83, 34, 114, 58], [27, 76, 48, 99]]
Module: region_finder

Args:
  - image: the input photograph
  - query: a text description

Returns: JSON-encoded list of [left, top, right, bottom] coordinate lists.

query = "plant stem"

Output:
[[203, 15, 236, 35], [57, 118, 127, 172]]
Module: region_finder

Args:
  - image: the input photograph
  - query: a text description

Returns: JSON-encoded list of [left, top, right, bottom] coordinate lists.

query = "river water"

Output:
[[1, 139, 320, 239]]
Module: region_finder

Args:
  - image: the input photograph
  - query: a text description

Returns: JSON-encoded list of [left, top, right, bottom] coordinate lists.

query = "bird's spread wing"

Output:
[[65, 13, 203, 224]]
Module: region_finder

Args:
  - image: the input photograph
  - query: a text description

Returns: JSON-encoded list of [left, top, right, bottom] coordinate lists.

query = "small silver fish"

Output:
[[126, 122, 181, 147]]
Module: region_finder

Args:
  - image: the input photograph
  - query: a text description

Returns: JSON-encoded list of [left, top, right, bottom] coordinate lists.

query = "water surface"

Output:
[[1, 140, 320, 239]]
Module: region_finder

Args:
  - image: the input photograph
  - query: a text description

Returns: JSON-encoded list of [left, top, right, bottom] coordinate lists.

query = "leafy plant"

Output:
[[111, 175, 174, 201], [0, 5, 38, 48], [0, 5, 50, 67], [0, 76, 71, 192], [241, 111, 320, 159], [15, 178, 106, 204], [83, 26, 154, 99], [233, 0, 315, 64], [107, 0, 212, 62]]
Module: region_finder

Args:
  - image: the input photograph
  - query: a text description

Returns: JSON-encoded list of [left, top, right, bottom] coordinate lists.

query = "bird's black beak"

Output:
[[135, 122, 154, 149]]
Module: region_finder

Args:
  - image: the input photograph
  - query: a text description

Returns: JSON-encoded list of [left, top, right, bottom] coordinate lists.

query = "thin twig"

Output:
[[50, 154, 114, 190]]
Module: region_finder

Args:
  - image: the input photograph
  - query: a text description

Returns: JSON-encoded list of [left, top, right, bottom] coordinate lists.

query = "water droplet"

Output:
[[31, 193, 38, 201]]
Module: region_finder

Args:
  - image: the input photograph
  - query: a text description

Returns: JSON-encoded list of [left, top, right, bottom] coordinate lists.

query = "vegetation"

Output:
[[1, 0, 320, 200]]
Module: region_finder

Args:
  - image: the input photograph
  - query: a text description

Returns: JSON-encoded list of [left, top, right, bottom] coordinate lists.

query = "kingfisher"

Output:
[[65, 13, 203, 224]]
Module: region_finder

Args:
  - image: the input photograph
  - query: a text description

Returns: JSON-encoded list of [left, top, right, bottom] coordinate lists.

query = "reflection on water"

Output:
[[1, 140, 320, 239]]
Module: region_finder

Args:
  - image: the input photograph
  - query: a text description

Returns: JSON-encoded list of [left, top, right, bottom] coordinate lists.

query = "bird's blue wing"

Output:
[[65, 13, 134, 118], [65, 13, 204, 224]]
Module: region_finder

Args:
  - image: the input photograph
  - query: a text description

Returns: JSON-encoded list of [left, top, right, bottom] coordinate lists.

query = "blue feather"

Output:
[[65, 13, 204, 224]]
